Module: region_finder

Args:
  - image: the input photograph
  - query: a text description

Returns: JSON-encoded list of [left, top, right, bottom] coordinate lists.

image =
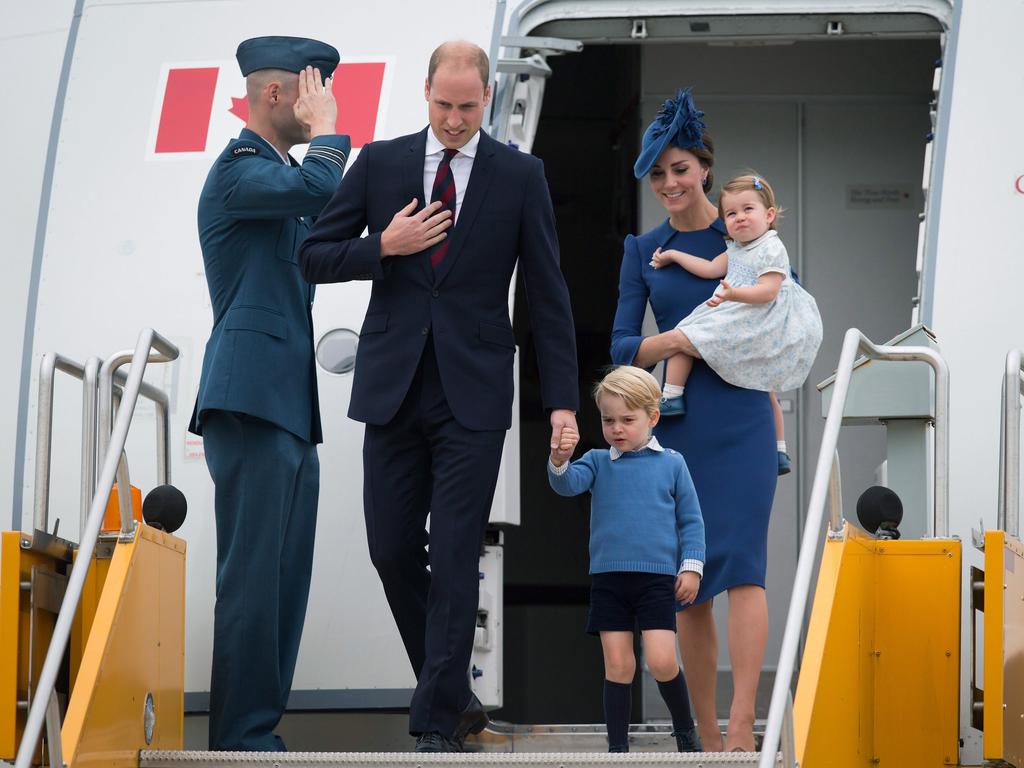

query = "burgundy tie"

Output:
[[429, 148, 458, 268]]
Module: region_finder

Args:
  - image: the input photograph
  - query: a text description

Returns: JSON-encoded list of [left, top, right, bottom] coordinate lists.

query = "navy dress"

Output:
[[610, 219, 777, 605]]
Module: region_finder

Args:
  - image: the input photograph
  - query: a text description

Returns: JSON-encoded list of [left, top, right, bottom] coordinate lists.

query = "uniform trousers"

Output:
[[202, 410, 320, 751], [363, 338, 505, 738]]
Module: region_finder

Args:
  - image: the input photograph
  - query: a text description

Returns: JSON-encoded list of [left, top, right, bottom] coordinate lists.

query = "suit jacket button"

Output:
[[432, 289, 439, 298], [421, 327, 429, 335]]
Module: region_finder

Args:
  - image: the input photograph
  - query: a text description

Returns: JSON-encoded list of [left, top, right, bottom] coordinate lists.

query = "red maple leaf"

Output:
[[229, 96, 249, 124]]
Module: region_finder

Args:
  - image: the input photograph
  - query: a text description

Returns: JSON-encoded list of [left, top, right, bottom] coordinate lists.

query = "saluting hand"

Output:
[[550, 425, 579, 467], [380, 199, 453, 258], [294, 66, 338, 139]]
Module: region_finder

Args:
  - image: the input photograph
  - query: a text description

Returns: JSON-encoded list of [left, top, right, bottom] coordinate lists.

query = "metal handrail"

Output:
[[998, 349, 1023, 537], [34, 353, 89, 533], [98, 346, 174, 535], [80, 356, 101, 536], [758, 328, 949, 768], [827, 449, 843, 536], [15, 328, 179, 768], [780, 690, 796, 768]]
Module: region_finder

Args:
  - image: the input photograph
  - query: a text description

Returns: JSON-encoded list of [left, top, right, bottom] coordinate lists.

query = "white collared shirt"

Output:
[[423, 128, 479, 224], [270, 145, 290, 165], [609, 435, 664, 461]]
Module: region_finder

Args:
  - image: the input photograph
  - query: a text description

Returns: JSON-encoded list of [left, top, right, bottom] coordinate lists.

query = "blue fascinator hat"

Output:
[[633, 88, 707, 179]]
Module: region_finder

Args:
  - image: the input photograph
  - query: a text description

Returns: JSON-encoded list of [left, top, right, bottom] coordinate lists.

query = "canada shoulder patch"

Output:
[[230, 143, 261, 158]]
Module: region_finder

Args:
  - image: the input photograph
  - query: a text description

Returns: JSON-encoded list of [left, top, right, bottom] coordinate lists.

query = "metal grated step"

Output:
[[139, 751, 775, 768]]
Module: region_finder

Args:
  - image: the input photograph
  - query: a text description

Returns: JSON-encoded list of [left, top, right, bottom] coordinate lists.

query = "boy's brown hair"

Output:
[[593, 366, 662, 417]]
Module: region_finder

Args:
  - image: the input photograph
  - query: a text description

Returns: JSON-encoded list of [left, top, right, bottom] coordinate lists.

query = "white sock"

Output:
[[777, 441, 787, 453], [663, 384, 684, 398]]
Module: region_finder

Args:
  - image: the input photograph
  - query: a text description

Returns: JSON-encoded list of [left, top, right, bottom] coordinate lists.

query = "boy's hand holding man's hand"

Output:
[[675, 570, 700, 604], [550, 426, 579, 467]]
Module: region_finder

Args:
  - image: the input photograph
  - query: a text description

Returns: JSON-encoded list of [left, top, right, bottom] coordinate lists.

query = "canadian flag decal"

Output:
[[155, 68, 221, 153], [151, 60, 388, 156]]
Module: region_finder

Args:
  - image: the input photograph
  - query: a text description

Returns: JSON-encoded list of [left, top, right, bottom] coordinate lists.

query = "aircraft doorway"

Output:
[[504, 43, 641, 724], [504, 29, 939, 726]]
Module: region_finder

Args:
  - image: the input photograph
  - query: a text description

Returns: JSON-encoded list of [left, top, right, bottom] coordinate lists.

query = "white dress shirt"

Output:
[[423, 128, 479, 224]]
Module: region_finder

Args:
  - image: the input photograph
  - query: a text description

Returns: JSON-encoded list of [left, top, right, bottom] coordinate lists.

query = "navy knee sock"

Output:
[[603, 680, 632, 751], [657, 669, 695, 733]]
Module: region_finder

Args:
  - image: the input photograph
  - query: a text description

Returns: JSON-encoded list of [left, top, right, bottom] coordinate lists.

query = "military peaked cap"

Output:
[[236, 36, 340, 78]]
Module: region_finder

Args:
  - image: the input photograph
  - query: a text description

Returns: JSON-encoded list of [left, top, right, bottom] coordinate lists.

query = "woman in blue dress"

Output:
[[610, 90, 776, 752]]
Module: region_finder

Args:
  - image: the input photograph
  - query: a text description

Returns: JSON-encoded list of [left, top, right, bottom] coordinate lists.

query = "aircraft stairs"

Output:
[[3, 326, 1024, 768]]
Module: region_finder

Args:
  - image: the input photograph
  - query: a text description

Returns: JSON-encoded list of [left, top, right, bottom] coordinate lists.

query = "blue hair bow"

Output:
[[633, 88, 707, 179], [752, 176, 763, 190]]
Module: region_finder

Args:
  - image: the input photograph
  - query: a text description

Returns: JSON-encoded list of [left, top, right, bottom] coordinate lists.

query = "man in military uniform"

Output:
[[189, 35, 349, 751]]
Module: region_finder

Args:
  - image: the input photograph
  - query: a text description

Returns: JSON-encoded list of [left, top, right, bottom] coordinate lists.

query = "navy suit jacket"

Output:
[[299, 128, 579, 431], [190, 129, 350, 444]]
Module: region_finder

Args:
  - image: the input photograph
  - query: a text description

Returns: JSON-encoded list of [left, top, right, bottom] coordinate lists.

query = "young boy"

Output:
[[548, 365, 705, 753]]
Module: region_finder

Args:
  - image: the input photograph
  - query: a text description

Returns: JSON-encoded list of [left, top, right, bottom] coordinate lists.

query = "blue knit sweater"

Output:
[[548, 443, 705, 576]]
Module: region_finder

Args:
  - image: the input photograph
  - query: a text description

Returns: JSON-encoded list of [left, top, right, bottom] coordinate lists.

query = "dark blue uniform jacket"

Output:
[[190, 128, 350, 443]]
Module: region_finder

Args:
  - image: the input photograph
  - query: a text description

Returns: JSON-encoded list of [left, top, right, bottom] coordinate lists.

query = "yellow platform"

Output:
[[61, 523, 185, 767], [794, 522, 961, 767]]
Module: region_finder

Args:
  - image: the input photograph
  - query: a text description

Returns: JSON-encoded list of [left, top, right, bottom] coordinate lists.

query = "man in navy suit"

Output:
[[299, 40, 579, 752], [189, 36, 350, 751]]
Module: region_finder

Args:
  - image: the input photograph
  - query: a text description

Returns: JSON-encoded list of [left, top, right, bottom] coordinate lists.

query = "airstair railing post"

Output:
[[34, 353, 58, 533], [759, 328, 949, 768], [485, 0, 506, 132], [80, 356, 101, 536], [999, 349, 1023, 537], [14, 329, 178, 768], [827, 450, 843, 536], [933, 345, 951, 539], [780, 690, 797, 768], [155, 389, 170, 487], [44, 690, 64, 768], [34, 353, 90, 534], [99, 337, 176, 535], [98, 351, 134, 534]]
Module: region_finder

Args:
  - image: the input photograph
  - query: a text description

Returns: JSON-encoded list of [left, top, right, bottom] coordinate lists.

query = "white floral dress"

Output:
[[676, 230, 822, 392]]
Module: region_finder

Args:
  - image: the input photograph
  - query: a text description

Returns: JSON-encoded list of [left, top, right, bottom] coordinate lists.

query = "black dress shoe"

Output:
[[455, 693, 489, 741], [674, 726, 703, 752], [415, 732, 464, 753]]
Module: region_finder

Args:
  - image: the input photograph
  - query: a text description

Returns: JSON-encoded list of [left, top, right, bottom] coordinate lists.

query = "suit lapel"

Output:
[[401, 129, 433, 281], [404, 128, 429, 205], [433, 131, 495, 287]]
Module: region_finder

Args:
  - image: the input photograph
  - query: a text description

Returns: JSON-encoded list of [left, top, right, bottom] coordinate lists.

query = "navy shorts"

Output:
[[586, 572, 678, 636]]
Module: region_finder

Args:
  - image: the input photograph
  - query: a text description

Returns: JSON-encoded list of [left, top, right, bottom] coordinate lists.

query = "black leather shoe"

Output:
[[415, 732, 463, 753], [455, 693, 489, 742]]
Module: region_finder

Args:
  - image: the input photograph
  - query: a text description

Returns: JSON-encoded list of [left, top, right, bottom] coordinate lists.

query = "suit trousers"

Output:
[[363, 338, 505, 737], [202, 410, 320, 751]]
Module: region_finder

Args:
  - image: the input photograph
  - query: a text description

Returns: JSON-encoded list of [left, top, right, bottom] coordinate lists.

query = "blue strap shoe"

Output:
[[660, 394, 686, 417], [778, 451, 792, 476]]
